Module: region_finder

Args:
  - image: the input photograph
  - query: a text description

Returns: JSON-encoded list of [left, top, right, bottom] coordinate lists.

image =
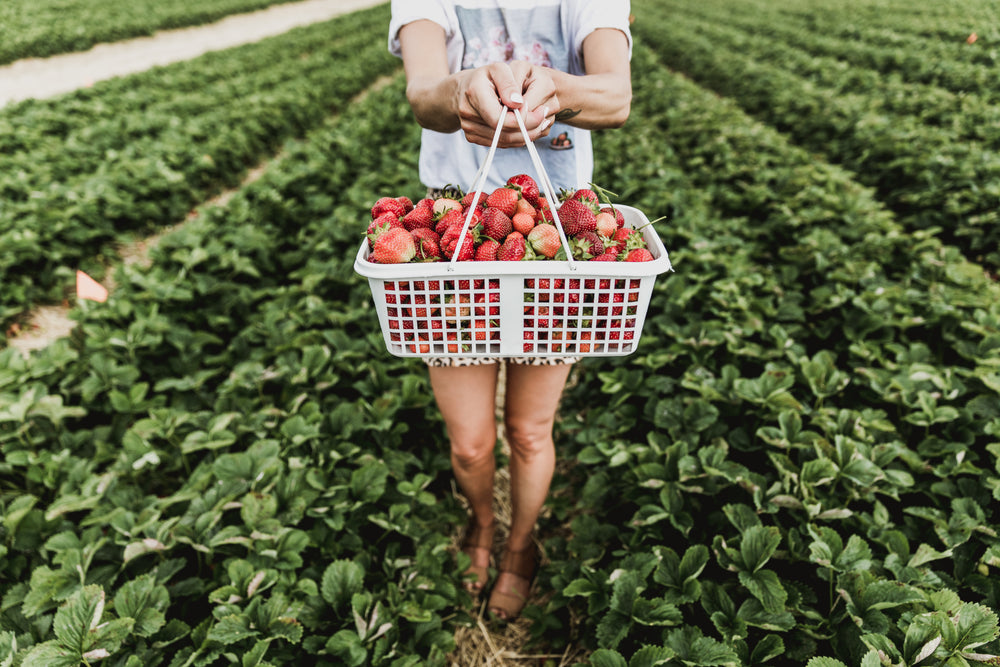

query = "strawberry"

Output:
[[411, 228, 442, 261], [527, 224, 561, 259], [595, 211, 617, 237], [433, 197, 462, 216], [370, 228, 416, 264], [625, 248, 655, 262], [416, 197, 435, 211], [481, 207, 513, 241], [571, 188, 601, 213], [435, 207, 465, 236], [601, 206, 625, 228], [443, 231, 475, 261], [486, 187, 519, 217], [475, 238, 501, 261], [498, 232, 527, 261], [507, 173, 541, 207], [512, 212, 535, 236], [372, 196, 407, 220], [557, 199, 597, 236], [402, 206, 435, 231], [515, 197, 536, 218], [367, 211, 404, 247], [571, 231, 604, 260], [396, 196, 414, 214], [591, 251, 619, 261]]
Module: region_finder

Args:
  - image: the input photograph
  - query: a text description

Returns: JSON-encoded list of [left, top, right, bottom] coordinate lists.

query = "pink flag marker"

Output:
[[76, 270, 108, 302]]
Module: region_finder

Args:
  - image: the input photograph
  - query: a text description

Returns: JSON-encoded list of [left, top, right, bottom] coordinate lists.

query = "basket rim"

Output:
[[354, 204, 672, 280]]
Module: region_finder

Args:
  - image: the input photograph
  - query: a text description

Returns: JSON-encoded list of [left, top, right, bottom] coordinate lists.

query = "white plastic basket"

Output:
[[354, 108, 673, 358]]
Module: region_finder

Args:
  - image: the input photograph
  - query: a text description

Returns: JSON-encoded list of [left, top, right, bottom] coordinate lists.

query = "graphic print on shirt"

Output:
[[454, 4, 575, 179]]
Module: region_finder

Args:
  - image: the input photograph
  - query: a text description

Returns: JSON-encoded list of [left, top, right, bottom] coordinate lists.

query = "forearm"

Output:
[[547, 69, 632, 129], [404, 70, 467, 134]]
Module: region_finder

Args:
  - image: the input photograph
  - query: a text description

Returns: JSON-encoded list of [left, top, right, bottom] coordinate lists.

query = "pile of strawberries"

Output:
[[364, 173, 655, 264]]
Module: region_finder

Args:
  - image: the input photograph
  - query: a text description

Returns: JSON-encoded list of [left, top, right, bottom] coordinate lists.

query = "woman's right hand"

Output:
[[457, 60, 558, 148]]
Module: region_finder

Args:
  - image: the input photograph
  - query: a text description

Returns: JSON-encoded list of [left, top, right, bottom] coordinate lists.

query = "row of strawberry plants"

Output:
[[0, 0, 300, 65], [0, 75, 479, 666], [0, 4, 396, 331], [753, 0, 999, 46], [647, 6, 999, 143], [538, 41, 1000, 665], [631, 1, 1000, 271], [653, 0, 999, 97]]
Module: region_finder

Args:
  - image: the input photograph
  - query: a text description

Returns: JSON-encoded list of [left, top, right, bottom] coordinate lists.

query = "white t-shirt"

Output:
[[388, 0, 632, 194]]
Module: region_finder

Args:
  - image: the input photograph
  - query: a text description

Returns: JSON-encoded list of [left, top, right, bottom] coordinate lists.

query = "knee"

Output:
[[504, 419, 554, 462], [451, 434, 496, 470]]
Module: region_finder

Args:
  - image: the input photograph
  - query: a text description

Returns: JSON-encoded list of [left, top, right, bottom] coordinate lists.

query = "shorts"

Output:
[[422, 187, 580, 368], [424, 356, 579, 367]]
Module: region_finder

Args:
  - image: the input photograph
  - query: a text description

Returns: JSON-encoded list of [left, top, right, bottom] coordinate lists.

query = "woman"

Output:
[[388, 0, 632, 621]]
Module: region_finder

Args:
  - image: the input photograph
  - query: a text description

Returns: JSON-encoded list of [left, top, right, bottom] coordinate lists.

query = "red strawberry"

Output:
[[367, 211, 404, 247], [498, 232, 527, 261], [558, 199, 597, 236], [591, 251, 619, 261], [486, 187, 519, 217], [372, 196, 407, 220], [442, 227, 475, 260], [402, 206, 435, 231], [370, 228, 416, 264], [507, 174, 540, 207], [482, 208, 513, 241], [527, 224, 561, 259], [570, 188, 601, 213], [435, 207, 465, 235], [461, 190, 485, 209], [571, 231, 604, 260], [475, 238, 500, 261], [625, 248, 655, 262], [411, 228, 442, 261], [396, 196, 414, 214]]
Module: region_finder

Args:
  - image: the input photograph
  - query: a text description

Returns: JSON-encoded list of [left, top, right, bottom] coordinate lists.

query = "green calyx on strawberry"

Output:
[[570, 230, 605, 260]]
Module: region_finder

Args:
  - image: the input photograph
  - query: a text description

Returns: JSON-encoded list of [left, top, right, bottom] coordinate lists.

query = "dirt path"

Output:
[[0, 0, 384, 108]]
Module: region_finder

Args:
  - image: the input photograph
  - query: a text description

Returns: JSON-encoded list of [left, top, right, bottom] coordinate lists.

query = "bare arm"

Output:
[[547, 28, 632, 129], [396, 21, 631, 146]]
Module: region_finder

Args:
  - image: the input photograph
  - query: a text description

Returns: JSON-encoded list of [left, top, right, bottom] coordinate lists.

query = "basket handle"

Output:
[[449, 107, 576, 269]]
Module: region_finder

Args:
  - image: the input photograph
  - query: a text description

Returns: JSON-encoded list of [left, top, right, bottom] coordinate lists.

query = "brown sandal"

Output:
[[487, 542, 539, 621], [460, 519, 495, 595]]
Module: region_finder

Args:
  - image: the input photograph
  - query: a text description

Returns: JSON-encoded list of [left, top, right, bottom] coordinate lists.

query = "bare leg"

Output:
[[428, 362, 500, 589], [489, 362, 572, 618]]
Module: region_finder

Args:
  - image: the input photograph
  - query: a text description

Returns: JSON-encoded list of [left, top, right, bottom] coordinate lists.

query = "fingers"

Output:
[[458, 62, 559, 147]]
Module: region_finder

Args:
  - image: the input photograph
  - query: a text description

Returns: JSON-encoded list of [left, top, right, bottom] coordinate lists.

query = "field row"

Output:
[[0, 0, 302, 65], [0, 3, 395, 328], [633, 1, 1000, 271]]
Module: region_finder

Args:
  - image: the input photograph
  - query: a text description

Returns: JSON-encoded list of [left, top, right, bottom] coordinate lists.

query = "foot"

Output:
[[487, 542, 538, 621], [460, 519, 495, 595]]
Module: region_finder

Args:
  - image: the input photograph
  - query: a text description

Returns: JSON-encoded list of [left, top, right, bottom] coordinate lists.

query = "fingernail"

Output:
[[540, 117, 553, 131], [511, 92, 524, 104], [541, 105, 550, 118]]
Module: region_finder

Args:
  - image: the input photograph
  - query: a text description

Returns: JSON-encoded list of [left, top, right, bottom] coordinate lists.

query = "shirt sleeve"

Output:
[[388, 0, 453, 58], [568, 0, 633, 67]]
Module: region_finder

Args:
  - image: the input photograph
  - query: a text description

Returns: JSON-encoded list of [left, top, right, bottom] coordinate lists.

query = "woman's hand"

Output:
[[457, 60, 558, 147]]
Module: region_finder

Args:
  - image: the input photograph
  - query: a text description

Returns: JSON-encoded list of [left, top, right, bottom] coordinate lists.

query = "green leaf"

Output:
[[750, 634, 785, 663], [53, 585, 105, 651], [663, 626, 740, 666], [951, 603, 1000, 651], [351, 460, 389, 503], [325, 630, 367, 667], [859, 581, 926, 612], [739, 569, 787, 613], [740, 526, 781, 572], [632, 597, 682, 627], [805, 659, 849, 667], [207, 615, 258, 645], [589, 649, 628, 667], [20, 642, 80, 667], [114, 573, 169, 637], [628, 645, 676, 667], [903, 615, 942, 665], [321, 560, 365, 610]]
